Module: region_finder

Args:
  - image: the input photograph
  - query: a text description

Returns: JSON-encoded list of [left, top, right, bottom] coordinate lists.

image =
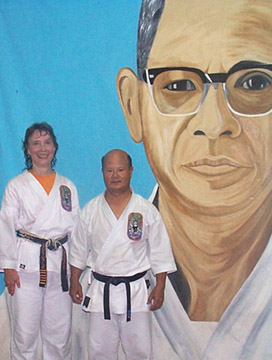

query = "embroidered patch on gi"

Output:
[[20, 264, 25, 269], [127, 212, 143, 241], [59, 185, 72, 212]]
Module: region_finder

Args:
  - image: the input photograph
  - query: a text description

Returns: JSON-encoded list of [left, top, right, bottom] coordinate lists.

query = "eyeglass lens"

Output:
[[150, 68, 272, 116]]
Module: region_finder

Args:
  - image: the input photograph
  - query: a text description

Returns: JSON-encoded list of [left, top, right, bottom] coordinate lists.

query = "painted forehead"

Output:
[[148, 0, 272, 70]]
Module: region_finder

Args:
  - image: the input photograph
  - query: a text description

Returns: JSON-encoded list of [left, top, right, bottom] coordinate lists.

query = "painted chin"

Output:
[[156, 161, 255, 196], [183, 166, 253, 190], [159, 166, 257, 211]]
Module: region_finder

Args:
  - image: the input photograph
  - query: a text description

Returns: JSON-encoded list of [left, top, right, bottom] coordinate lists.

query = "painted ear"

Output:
[[116, 67, 143, 143]]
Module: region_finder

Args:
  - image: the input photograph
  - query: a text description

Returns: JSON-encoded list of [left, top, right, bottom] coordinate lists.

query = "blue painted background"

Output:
[[0, 1, 155, 294]]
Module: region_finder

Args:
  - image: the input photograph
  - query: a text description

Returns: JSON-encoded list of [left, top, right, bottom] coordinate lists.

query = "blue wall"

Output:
[[0, 0, 155, 293]]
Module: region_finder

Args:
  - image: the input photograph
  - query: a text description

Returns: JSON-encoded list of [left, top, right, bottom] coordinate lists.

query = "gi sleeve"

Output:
[[69, 205, 91, 271], [147, 207, 177, 276], [0, 181, 21, 270], [71, 183, 80, 224]]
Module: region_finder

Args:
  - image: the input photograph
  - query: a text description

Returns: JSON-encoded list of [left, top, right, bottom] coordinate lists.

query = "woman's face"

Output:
[[27, 130, 55, 172]]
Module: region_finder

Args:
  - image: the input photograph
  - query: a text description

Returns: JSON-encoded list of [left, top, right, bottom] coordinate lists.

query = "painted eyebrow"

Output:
[[228, 60, 268, 74]]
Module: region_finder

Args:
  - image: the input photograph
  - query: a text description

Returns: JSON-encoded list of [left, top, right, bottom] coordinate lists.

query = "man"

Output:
[[69, 149, 176, 360], [117, 0, 272, 358]]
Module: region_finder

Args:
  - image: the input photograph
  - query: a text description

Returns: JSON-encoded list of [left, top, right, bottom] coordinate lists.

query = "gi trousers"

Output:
[[6, 271, 72, 360], [88, 311, 152, 360]]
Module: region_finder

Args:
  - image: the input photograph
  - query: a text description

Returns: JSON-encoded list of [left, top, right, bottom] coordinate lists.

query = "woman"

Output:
[[0, 122, 79, 359]]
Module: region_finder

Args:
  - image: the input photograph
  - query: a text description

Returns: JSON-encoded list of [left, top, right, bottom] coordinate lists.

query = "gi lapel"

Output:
[[202, 238, 272, 360], [28, 172, 61, 234], [94, 192, 136, 270], [150, 274, 202, 360]]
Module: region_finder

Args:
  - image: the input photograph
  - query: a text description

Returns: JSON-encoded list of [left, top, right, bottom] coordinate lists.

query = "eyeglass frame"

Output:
[[142, 61, 272, 117]]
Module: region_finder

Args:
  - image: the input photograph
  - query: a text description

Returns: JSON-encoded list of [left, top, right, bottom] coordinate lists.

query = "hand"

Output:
[[147, 272, 166, 310], [69, 278, 83, 304], [147, 284, 165, 310], [4, 269, 21, 296]]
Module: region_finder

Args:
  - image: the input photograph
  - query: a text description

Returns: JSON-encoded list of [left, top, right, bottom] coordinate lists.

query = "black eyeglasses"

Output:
[[142, 61, 272, 117]]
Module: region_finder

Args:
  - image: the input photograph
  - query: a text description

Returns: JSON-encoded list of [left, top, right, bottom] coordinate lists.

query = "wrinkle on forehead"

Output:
[[148, 0, 271, 71], [228, 0, 272, 62]]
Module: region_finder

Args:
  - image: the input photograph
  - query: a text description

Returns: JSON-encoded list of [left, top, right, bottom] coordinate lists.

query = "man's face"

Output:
[[137, 0, 272, 210], [102, 151, 133, 194]]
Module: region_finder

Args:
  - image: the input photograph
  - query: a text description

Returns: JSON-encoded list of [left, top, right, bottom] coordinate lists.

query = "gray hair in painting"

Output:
[[137, 0, 165, 80]]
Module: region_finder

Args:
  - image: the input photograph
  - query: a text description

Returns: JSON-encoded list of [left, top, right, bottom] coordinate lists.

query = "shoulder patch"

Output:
[[60, 185, 72, 212], [127, 212, 143, 241]]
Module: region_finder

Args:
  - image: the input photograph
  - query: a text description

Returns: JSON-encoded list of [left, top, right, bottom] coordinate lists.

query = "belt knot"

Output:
[[91, 271, 147, 322], [46, 239, 61, 251]]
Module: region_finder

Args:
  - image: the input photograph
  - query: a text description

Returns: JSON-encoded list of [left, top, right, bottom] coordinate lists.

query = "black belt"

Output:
[[92, 270, 147, 322], [16, 229, 69, 292]]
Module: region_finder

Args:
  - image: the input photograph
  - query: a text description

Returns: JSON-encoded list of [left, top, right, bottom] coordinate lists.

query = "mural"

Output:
[[117, 0, 272, 358], [1, 0, 272, 359]]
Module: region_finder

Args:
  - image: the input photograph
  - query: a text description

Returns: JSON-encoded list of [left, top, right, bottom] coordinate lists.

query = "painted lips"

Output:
[[183, 158, 251, 176]]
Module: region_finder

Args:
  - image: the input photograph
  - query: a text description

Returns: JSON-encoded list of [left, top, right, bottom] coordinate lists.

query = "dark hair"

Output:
[[101, 150, 132, 169], [23, 122, 58, 170], [137, 0, 165, 80]]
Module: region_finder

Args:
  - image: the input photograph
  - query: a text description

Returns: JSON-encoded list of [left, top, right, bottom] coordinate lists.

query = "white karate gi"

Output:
[[0, 170, 79, 360], [70, 190, 176, 359]]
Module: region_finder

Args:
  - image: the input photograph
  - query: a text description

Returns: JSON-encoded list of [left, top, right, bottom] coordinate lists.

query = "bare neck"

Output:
[[30, 166, 54, 177], [104, 188, 132, 219], [158, 189, 272, 321]]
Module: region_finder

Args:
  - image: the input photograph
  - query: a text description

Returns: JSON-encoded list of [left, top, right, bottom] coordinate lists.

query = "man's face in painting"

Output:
[[118, 0, 272, 212]]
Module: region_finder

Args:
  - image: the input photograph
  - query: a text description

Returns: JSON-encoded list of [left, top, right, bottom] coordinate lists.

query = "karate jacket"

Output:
[[70, 191, 176, 314], [0, 170, 79, 273]]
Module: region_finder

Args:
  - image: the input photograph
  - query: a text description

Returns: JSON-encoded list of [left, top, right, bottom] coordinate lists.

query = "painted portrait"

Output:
[[117, 0, 272, 358]]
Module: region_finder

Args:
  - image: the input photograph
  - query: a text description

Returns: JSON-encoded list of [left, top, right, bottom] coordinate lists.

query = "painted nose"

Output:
[[187, 85, 241, 140]]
